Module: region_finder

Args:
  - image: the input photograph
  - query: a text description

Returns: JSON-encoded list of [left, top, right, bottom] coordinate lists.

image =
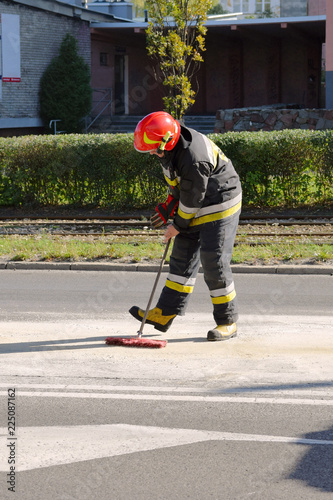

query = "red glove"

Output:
[[151, 194, 179, 228]]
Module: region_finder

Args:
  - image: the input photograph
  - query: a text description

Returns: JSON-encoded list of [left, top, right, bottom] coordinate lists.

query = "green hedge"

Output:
[[212, 130, 333, 207], [0, 134, 165, 209], [0, 130, 332, 209]]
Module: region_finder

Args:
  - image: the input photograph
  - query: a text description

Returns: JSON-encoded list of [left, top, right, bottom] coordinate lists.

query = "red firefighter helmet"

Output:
[[134, 111, 181, 152]]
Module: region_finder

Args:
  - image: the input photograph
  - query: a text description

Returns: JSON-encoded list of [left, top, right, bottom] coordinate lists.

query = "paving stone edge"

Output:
[[0, 261, 332, 275]]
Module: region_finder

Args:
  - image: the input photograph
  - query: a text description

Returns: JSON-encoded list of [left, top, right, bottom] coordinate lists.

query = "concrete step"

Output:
[[88, 115, 217, 134], [87, 115, 143, 133], [183, 115, 217, 134]]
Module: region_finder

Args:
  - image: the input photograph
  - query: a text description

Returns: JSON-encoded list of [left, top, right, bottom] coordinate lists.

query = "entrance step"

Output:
[[88, 115, 217, 135], [183, 115, 217, 134]]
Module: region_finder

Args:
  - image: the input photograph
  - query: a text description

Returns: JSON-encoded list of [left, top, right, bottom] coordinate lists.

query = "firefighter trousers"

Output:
[[156, 212, 240, 325]]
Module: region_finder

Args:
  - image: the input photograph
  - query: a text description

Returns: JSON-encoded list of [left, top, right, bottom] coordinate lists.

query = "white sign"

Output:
[[2, 14, 20, 82], [0, 32, 2, 99]]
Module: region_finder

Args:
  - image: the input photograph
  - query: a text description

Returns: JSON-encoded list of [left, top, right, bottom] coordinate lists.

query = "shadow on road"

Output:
[[208, 381, 333, 494], [0, 337, 108, 353], [212, 381, 333, 394], [0, 335, 208, 353], [288, 425, 333, 492]]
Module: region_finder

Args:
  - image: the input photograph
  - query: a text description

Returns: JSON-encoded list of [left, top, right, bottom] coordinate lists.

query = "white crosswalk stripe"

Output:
[[1, 383, 333, 472], [1, 423, 333, 472]]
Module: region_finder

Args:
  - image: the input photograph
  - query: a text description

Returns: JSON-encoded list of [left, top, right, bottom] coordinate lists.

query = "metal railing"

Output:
[[49, 119, 66, 134], [84, 88, 112, 132]]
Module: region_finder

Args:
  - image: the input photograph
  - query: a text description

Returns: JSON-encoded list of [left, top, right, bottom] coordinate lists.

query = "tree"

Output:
[[145, 0, 212, 120], [132, 0, 146, 18], [208, 1, 226, 15], [257, 8, 276, 18], [40, 34, 92, 133]]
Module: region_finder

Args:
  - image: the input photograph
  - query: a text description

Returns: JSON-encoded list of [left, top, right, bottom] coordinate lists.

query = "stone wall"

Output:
[[0, 0, 91, 132], [214, 107, 333, 133]]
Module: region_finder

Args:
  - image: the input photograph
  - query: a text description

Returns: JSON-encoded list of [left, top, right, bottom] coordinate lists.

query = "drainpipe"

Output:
[[326, 0, 333, 108]]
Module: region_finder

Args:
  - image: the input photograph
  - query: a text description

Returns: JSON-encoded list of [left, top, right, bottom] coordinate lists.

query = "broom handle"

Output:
[[137, 238, 171, 337]]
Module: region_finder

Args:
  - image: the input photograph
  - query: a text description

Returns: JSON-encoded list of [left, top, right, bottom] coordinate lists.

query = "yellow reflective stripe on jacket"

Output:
[[196, 193, 242, 218], [166, 279, 194, 294], [203, 136, 229, 167], [177, 207, 196, 220], [210, 140, 226, 166], [211, 289, 236, 305], [190, 200, 242, 227], [177, 201, 197, 220], [164, 174, 179, 187]]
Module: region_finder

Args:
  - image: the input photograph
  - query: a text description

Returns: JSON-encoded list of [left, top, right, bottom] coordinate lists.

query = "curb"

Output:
[[0, 261, 332, 275]]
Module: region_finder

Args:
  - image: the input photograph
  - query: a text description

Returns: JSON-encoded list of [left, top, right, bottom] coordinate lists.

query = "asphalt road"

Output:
[[0, 270, 332, 499], [0, 269, 332, 319]]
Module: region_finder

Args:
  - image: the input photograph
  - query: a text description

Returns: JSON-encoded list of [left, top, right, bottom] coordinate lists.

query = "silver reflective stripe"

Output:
[[210, 282, 235, 298], [167, 274, 197, 286], [194, 192, 242, 219], [162, 166, 170, 178], [178, 201, 198, 215]]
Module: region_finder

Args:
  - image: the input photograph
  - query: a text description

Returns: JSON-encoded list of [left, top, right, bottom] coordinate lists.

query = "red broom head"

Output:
[[105, 337, 167, 348]]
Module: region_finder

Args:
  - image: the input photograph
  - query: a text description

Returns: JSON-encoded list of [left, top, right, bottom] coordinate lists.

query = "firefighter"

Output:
[[130, 111, 242, 341]]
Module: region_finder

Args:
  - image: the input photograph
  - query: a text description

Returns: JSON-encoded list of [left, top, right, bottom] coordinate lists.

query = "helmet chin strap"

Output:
[[157, 131, 172, 154]]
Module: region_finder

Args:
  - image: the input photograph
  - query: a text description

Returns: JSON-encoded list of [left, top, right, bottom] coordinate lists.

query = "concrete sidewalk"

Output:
[[0, 260, 332, 275], [1, 313, 333, 384]]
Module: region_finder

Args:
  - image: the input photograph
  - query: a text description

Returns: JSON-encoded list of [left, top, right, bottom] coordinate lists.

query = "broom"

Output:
[[105, 239, 170, 348]]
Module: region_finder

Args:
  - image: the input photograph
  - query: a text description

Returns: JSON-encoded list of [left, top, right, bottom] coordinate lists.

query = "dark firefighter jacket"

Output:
[[158, 125, 242, 232]]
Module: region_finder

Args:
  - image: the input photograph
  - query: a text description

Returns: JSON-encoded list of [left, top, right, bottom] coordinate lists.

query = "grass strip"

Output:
[[0, 234, 332, 265]]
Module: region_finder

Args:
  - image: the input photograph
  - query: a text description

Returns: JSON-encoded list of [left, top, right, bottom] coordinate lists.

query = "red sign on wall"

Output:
[[2, 77, 21, 82]]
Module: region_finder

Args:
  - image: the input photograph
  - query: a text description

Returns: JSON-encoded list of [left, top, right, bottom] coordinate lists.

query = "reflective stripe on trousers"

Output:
[[157, 212, 240, 325]]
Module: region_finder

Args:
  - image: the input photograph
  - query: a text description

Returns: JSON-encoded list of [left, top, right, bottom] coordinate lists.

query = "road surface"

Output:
[[0, 270, 332, 499]]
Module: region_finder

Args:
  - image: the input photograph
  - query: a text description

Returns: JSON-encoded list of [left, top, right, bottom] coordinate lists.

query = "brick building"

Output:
[[0, 0, 329, 135], [0, 0, 122, 136], [90, 9, 325, 117]]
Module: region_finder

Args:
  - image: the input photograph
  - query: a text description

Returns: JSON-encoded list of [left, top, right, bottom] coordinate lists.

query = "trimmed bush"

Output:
[[39, 34, 92, 134], [0, 134, 165, 209], [0, 130, 332, 209], [211, 129, 333, 207]]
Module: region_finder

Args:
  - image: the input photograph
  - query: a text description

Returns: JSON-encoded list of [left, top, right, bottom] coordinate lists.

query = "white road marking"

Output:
[[1, 424, 333, 472], [0, 383, 231, 392], [1, 390, 332, 406], [1, 382, 333, 397]]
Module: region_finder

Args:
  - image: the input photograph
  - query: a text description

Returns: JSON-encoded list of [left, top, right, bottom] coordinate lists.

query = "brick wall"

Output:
[[0, 0, 91, 125], [308, 0, 326, 16]]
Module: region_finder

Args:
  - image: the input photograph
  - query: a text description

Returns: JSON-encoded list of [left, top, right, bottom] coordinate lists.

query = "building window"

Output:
[[233, 0, 249, 12], [256, 0, 271, 13], [100, 53, 108, 66]]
